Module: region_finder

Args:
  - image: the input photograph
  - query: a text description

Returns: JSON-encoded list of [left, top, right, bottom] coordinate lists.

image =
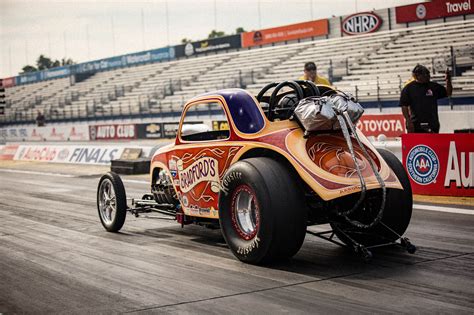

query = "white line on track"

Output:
[[0, 168, 471, 214], [413, 204, 473, 215], [122, 179, 148, 185], [0, 168, 76, 177]]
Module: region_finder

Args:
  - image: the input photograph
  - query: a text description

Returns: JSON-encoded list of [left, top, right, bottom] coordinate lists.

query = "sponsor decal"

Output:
[[68, 126, 89, 141], [91, 124, 136, 140], [2, 77, 16, 88], [396, 0, 473, 23], [416, 4, 427, 19], [177, 157, 219, 193], [0, 144, 19, 160], [406, 145, 440, 185], [49, 127, 66, 141], [13, 145, 128, 165], [242, 19, 328, 47], [57, 148, 70, 161], [402, 134, 473, 196], [166, 146, 241, 218], [237, 237, 260, 255], [444, 141, 473, 188], [356, 114, 406, 138], [69, 147, 122, 164], [212, 120, 230, 131], [342, 12, 382, 35], [163, 123, 179, 138], [17, 146, 59, 162], [175, 35, 241, 58], [184, 43, 194, 56]]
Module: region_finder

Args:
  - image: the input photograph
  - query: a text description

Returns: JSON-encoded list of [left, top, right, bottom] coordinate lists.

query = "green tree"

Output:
[[181, 38, 192, 44], [235, 27, 246, 34], [60, 58, 75, 66], [21, 65, 38, 73], [36, 54, 54, 70], [208, 30, 226, 39]]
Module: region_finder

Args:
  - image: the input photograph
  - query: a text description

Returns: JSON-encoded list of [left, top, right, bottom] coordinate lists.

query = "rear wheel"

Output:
[[219, 157, 307, 264], [331, 149, 413, 246], [97, 172, 127, 232]]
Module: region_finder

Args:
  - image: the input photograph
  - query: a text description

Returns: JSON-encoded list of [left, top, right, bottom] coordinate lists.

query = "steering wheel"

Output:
[[257, 80, 321, 121], [295, 80, 320, 97], [267, 81, 304, 121]]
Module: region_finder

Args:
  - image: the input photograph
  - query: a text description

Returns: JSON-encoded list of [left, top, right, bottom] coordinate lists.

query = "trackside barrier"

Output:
[[402, 133, 474, 197], [13, 144, 153, 165], [1, 125, 90, 142], [0, 144, 19, 160]]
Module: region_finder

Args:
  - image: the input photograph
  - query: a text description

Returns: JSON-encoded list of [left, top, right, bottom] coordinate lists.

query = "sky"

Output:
[[0, 0, 421, 78]]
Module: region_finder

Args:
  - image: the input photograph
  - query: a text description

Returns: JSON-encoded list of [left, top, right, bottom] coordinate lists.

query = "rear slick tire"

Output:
[[218, 157, 307, 264], [331, 148, 413, 246]]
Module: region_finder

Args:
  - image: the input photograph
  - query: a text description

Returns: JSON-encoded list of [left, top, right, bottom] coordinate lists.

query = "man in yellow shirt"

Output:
[[298, 61, 331, 86]]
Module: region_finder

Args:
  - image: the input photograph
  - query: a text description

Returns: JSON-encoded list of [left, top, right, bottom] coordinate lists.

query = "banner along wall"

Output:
[[402, 133, 473, 196], [241, 19, 328, 48], [396, 0, 473, 23], [174, 35, 241, 58]]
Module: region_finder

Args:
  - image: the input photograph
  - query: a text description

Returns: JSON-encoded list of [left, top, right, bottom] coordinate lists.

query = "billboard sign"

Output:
[[241, 19, 328, 48], [402, 133, 473, 196], [396, 0, 474, 23], [137, 123, 164, 139], [356, 114, 406, 138], [174, 35, 241, 58], [89, 124, 137, 140], [342, 12, 382, 35], [2, 77, 16, 88]]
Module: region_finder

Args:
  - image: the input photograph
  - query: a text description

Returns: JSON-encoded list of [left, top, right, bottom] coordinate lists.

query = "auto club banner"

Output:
[[396, 0, 473, 23], [174, 35, 241, 58], [356, 114, 406, 138], [89, 124, 136, 140], [241, 19, 328, 48], [402, 133, 473, 197]]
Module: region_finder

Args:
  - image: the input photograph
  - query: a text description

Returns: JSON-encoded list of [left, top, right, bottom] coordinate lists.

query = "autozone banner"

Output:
[[89, 124, 136, 140], [396, 0, 473, 23], [402, 134, 473, 196], [241, 19, 328, 48], [356, 114, 406, 138]]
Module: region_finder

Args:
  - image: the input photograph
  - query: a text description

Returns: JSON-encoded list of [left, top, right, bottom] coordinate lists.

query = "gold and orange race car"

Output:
[[97, 81, 416, 264]]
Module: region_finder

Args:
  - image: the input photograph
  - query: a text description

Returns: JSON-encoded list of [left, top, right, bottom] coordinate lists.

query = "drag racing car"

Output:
[[97, 80, 416, 264]]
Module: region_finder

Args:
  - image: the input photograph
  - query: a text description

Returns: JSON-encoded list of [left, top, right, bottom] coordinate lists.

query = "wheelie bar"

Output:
[[307, 225, 417, 262]]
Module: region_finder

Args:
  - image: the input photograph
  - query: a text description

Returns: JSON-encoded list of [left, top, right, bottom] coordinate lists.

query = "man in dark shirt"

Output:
[[400, 64, 452, 133]]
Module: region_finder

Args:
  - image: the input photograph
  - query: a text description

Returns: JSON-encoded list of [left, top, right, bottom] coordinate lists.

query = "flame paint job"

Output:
[[151, 89, 402, 219]]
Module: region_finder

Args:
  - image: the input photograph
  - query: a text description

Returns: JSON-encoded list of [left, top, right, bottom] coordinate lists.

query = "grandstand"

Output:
[[2, 18, 474, 125]]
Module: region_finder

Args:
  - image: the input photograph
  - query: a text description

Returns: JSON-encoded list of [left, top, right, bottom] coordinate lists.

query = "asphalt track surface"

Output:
[[0, 165, 473, 314]]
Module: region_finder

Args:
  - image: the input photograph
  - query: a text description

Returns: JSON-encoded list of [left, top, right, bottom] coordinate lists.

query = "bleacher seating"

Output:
[[2, 19, 473, 124]]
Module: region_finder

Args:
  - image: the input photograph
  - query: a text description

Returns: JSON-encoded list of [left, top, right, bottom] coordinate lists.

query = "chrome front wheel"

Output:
[[97, 172, 127, 232]]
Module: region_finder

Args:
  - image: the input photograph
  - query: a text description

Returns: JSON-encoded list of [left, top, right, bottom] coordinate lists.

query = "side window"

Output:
[[180, 101, 230, 142]]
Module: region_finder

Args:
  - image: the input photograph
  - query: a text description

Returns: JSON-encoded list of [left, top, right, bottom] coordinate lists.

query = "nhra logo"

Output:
[[416, 4, 427, 19], [406, 145, 439, 185]]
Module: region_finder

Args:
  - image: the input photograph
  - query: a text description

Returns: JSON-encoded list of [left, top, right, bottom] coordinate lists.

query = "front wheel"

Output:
[[97, 172, 127, 232], [219, 157, 307, 264]]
